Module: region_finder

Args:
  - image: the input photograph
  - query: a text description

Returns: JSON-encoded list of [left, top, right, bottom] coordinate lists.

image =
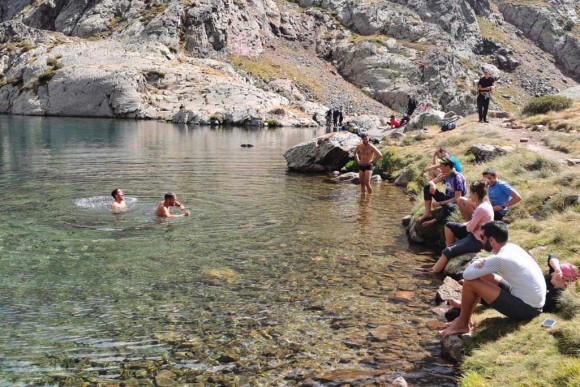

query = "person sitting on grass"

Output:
[[417, 156, 467, 227], [439, 221, 546, 338], [420, 146, 463, 181], [418, 181, 493, 273], [544, 255, 579, 313], [389, 115, 401, 128]]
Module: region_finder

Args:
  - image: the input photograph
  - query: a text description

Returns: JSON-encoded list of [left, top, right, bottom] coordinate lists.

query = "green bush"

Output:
[[375, 148, 407, 178], [344, 160, 359, 171], [265, 118, 280, 127], [522, 96, 572, 116], [38, 70, 57, 84], [209, 113, 225, 123]]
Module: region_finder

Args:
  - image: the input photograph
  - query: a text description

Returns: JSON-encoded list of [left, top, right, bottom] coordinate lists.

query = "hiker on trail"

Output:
[[354, 134, 382, 195], [418, 181, 493, 273], [155, 192, 190, 218], [389, 115, 401, 128], [407, 95, 418, 116], [338, 108, 344, 126], [477, 68, 495, 123], [439, 221, 546, 338], [111, 188, 127, 214], [417, 157, 467, 227], [332, 109, 339, 131]]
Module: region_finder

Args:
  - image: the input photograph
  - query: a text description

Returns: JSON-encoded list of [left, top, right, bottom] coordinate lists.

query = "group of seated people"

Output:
[[413, 147, 579, 337]]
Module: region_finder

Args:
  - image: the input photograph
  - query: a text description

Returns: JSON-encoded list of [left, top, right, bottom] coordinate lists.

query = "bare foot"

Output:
[[447, 298, 461, 308], [439, 320, 473, 338], [422, 218, 437, 227]]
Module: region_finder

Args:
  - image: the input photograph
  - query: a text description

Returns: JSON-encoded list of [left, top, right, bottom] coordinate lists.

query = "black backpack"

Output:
[[441, 120, 457, 132]]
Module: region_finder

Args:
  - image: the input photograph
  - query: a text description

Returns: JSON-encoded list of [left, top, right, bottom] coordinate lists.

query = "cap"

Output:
[[438, 157, 454, 166], [482, 167, 496, 175]]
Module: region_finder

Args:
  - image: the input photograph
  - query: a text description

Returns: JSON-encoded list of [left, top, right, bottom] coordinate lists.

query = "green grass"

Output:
[[522, 96, 573, 116]]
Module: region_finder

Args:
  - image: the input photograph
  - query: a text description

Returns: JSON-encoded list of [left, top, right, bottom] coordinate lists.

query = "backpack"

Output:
[[441, 120, 457, 132]]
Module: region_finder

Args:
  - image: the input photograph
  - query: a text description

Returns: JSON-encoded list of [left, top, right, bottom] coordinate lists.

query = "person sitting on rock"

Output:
[[417, 156, 467, 227], [460, 167, 522, 222], [439, 221, 546, 338], [420, 146, 462, 181], [389, 115, 401, 128], [543, 254, 579, 313], [419, 180, 493, 273]]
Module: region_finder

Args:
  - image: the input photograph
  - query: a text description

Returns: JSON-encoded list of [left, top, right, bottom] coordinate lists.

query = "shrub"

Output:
[[46, 57, 64, 70], [564, 20, 575, 32], [524, 156, 560, 173], [38, 70, 57, 84], [209, 113, 225, 123], [375, 148, 407, 179], [522, 96, 572, 116], [265, 118, 280, 127], [344, 160, 359, 171]]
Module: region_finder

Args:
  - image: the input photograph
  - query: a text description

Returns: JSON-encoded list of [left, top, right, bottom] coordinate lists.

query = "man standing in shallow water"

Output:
[[156, 192, 190, 218], [111, 188, 127, 213], [354, 134, 382, 195]]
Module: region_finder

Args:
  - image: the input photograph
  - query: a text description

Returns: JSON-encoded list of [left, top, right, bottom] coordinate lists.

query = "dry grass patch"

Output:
[[543, 132, 580, 156], [477, 17, 510, 44]]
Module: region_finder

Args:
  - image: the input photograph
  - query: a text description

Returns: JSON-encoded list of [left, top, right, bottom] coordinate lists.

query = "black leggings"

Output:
[[477, 94, 490, 122], [423, 185, 457, 222]]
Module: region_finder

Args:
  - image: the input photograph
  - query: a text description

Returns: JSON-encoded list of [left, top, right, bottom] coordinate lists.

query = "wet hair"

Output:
[[481, 221, 509, 243], [111, 188, 120, 198], [164, 192, 176, 201], [470, 180, 487, 201], [561, 263, 579, 281]]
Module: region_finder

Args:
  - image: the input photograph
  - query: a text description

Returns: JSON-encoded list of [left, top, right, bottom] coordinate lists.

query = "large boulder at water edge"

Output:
[[406, 209, 446, 249], [284, 132, 361, 172], [405, 110, 446, 131]]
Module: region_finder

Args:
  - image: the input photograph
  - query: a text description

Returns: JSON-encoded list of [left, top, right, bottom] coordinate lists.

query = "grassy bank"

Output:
[[379, 105, 580, 385]]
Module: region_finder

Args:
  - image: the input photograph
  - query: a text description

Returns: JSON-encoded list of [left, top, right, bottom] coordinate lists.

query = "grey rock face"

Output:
[[283, 131, 361, 172], [436, 277, 463, 303], [499, 3, 580, 81]]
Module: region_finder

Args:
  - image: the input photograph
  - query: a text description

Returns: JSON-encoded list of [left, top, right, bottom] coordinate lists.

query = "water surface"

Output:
[[0, 116, 454, 386]]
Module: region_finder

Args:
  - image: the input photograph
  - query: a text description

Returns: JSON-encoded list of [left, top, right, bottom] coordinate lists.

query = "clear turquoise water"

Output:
[[0, 116, 454, 386]]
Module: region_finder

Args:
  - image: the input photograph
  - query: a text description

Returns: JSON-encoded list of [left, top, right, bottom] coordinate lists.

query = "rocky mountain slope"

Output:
[[0, 0, 578, 124]]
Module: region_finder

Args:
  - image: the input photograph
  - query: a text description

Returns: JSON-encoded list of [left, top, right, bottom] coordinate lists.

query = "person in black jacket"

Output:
[[544, 255, 579, 312], [477, 69, 495, 123], [406, 95, 418, 116]]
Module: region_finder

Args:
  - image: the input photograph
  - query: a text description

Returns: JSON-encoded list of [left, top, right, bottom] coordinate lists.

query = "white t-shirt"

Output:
[[463, 243, 546, 308]]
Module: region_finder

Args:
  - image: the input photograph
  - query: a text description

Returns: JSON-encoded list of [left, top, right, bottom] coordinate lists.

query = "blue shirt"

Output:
[[448, 155, 462, 172], [488, 179, 514, 214]]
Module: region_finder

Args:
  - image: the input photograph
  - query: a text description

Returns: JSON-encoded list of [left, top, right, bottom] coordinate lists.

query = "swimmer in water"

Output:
[[111, 188, 127, 213], [155, 192, 190, 218]]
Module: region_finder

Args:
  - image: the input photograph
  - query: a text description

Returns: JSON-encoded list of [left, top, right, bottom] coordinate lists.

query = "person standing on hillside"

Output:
[[477, 68, 495, 123], [354, 134, 382, 195], [407, 95, 418, 116]]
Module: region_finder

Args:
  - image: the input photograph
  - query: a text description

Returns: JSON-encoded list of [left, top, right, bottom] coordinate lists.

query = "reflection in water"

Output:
[[0, 116, 454, 386]]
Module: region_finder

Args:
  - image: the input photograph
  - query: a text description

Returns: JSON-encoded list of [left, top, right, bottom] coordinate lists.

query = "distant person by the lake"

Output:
[[111, 188, 127, 213], [407, 94, 418, 116], [155, 192, 190, 218], [354, 134, 382, 195]]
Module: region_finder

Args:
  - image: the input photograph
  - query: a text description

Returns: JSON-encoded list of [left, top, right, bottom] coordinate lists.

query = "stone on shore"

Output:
[[441, 333, 471, 363], [284, 132, 361, 172], [436, 277, 463, 303], [406, 210, 446, 248], [469, 143, 510, 163]]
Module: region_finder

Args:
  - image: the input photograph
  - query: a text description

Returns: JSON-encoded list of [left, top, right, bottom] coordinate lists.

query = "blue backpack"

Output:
[[441, 120, 457, 132]]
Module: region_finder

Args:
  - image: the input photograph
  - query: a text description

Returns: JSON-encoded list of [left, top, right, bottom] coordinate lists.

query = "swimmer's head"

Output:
[[111, 188, 123, 198], [164, 192, 176, 201]]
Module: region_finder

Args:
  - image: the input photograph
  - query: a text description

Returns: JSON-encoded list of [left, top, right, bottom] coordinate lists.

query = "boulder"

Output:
[[337, 172, 358, 181], [393, 166, 414, 187], [172, 109, 198, 124], [405, 110, 446, 131], [559, 86, 580, 101], [444, 253, 476, 278], [284, 132, 361, 172], [436, 277, 463, 302], [441, 333, 471, 362], [406, 210, 446, 248], [469, 143, 508, 163], [401, 215, 412, 227]]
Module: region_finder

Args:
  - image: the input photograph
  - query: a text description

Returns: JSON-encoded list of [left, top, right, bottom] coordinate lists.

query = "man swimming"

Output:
[[111, 188, 127, 213], [354, 134, 382, 195], [155, 192, 190, 218]]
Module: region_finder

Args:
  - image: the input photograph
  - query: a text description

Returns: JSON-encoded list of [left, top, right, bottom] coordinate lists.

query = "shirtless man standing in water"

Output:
[[155, 192, 190, 218], [354, 134, 382, 194], [111, 188, 127, 213]]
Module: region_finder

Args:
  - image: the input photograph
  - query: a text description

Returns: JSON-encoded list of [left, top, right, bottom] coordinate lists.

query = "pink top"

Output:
[[466, 200, 494, 241]]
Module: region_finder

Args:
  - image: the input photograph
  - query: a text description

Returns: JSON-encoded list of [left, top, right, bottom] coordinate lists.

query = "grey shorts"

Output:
[[490, 280, 542, 320]]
